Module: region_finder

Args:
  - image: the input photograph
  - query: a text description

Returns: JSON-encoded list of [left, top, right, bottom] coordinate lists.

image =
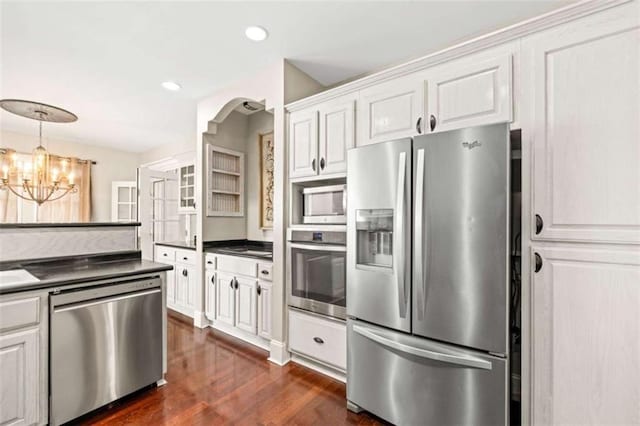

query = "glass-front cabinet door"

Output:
[[178, 164, 195, 213]]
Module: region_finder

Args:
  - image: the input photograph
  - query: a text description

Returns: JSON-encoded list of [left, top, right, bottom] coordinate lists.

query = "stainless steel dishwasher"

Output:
[[50, 277, 163, 425]]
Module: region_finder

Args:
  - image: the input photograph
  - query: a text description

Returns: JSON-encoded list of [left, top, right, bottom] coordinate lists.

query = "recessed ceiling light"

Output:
[[161, 81, 181, 91], [245, 26, 268, 42]]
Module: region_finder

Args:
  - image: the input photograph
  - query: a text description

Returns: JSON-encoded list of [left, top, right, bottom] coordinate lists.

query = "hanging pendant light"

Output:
[[0, 99, 79, 205]]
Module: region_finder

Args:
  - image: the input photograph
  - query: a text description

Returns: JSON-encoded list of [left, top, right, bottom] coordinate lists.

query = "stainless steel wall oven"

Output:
[[287, 229, 346, 319]]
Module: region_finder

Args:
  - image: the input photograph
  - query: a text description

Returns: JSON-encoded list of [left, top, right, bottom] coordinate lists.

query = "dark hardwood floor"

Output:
[[79, 311, 383, 425]]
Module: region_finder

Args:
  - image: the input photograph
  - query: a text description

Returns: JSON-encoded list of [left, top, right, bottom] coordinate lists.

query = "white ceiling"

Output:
[[1, 1, 571, 153]]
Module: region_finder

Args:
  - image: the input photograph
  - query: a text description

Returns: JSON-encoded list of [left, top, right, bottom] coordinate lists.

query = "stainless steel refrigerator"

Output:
[[346, 123, 510, 425]]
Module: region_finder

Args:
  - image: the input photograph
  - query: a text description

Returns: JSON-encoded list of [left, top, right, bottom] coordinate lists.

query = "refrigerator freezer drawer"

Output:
[[289, 309, 346, 370], [347, 319, 508, 425]]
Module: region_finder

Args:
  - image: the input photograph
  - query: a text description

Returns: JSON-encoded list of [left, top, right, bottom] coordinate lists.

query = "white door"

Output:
[[530, 245, 640, 425], [235, 277, 257, 334], [357, 73, 426, 146], [289, 109, 319, 178], [426, 54, 512, 133], [523, 11, 640, 244], [205, 269, 216, 321], [216, 272, 236, 326], [257, 281, 272, 339], [111, 181, 137, 222], [318, 98, 355, 175], [138, 167, 179, 259], [0, 328, 39, 426]]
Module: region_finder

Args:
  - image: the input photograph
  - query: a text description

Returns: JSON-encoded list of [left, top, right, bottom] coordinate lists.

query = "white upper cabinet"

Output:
[[289, 110, 319, 178], [531, 245, 640, 425], [234, 277, 257, 334], [318, 98, 355, 175], [357, 73, 426, 146], [426, 54, 512, 133], [523, 8, 640, 244], [178, 164, 196, 213]]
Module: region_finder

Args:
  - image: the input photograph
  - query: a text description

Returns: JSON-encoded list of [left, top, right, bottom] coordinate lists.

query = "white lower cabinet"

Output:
[[154, 245, 197, 317], [288, 308, 346, 371], [531, 245, 640, 425], [215, 271, 236, 326], [257, 281, 272, 339], [204, 268, 216, 321], [0, 292, 46, 426], [210, 255, 273, 344], [235, 277, 257, 334]]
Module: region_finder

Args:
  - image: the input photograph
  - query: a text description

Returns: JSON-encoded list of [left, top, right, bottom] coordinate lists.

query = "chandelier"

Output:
[[0, 99, 79, 205]]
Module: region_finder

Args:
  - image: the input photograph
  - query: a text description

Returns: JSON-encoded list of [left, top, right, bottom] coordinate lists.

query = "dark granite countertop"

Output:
[[155, 241, 197, 250], [0, 222, 141, 229], [0, 251, 172, 294], [204, 240, 273, 261]]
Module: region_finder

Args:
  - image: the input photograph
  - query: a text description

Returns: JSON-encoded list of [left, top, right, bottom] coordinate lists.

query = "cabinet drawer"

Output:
[[204, 253, 217, 269], [257, 263, 272, 281], [0, 296, 40, 332], [217, 256, 257, 277], [175, 249, 196, 265], [155, 245, 175, 263], [289, 309, 346, 370]]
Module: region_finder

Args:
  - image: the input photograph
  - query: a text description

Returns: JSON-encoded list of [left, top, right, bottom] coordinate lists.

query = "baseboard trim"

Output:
[[291, 354, 346, 383], [167, 303, 194, 319], [209, 321, 270, 351], [192, 310, 208, 329], [267, 340, 290, 366]]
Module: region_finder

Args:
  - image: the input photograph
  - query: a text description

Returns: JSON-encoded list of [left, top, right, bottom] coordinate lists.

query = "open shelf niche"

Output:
[[206, 144, 244, 216]]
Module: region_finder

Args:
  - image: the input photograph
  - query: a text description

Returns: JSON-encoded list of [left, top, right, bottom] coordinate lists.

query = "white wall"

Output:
[[1, 130, 139, 222], [246, 110, 274, 242]]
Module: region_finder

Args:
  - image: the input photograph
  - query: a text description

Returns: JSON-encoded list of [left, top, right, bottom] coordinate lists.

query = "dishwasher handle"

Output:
[[53, 288, 161, 313]]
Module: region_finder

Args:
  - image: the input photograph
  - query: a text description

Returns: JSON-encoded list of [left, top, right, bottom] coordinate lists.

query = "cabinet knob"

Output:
[[211, 276, 215, 284], [229, 279, 234, 289], [313, 337, 324, 344], [535, 214, 544, 235], [257, 285, 262, 296], [429, 115, 437, 132], [234, 278, 239, 289], [534, 253, 543, 273], [261, 270, 269, 275], [320, 157, 325, 170], [183, 257, 188, 261], [163, 253, 167, 257], [182, 269, 188, 277], [207, 261, 213, 264], [312, 158, 316, 172], [416, 117, 423, 134]]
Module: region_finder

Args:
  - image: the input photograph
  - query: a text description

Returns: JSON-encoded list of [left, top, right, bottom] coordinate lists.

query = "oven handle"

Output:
[[288, 242, 346, 252]]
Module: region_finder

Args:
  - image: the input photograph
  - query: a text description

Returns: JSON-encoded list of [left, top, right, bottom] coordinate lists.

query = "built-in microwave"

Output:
[[302, 184, 346, 224], [287, 229, 346, 319]]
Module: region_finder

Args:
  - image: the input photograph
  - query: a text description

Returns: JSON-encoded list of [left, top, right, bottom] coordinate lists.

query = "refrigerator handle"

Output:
[[394, 151, 408, 318], [414, 148, 427, 319], [353, 324, 492, 370]]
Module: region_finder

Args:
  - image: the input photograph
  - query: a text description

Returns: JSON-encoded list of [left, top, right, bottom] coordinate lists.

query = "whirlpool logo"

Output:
[[462, 140, 482, 150]]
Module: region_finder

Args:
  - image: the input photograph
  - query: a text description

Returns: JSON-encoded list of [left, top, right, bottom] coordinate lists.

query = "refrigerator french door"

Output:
[[346, 123, 510, 425]]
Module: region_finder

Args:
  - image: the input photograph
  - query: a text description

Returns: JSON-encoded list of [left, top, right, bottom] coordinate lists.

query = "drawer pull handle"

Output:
[[257, 285, 262, 296], [183, 257, 188, 261], [163, 253, 167, 257], [182, 269, 188, 277], [229, 279, 234, 289], [261, 270, 269, 275], [211, 276, 215, 284], [207, 261, 213, 264], [313, 337, 324, 344]]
